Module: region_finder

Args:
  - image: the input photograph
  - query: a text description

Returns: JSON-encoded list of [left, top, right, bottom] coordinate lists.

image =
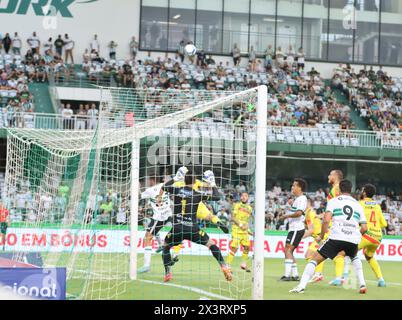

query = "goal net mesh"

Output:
[[4, 87, 261, 300]]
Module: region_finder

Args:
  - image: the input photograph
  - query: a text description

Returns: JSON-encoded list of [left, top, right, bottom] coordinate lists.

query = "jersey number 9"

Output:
[[342, 205, 353, 220]]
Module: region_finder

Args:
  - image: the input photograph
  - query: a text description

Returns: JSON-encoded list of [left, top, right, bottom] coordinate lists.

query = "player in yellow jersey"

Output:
[[343, 184, 387, 287], [303, 198, 326, 283], [326, 169, 346, 286], [227, 192, 253, 272]]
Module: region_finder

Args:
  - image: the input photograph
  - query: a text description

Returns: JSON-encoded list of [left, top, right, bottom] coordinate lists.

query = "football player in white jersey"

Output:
[[138, 183, 173, 273], [290, 179, 368, 294], [279, 178, 308, 281]]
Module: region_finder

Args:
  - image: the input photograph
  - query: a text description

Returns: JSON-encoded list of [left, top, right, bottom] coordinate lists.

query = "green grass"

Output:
[[63, 254, 402, 300]]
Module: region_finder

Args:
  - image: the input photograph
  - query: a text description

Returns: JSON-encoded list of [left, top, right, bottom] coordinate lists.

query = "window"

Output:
[[276, 0, 302, 56], [380, 0, 402, 65], [303, 0, 328, 59], [328, 0, 354, 62], [249, 0, 276, 55], [168, 0, 196, 51], [222, 0, 250, 54], [195, 0, 223, 53], [140, 0, 169, 51]]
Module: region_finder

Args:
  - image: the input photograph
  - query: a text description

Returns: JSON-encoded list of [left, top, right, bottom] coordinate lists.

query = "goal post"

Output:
[[252, 85, 267, 300], [4, 85, 268, 300]]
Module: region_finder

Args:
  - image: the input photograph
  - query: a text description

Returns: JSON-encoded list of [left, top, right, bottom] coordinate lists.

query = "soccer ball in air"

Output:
[[184, 44, 197, 56]]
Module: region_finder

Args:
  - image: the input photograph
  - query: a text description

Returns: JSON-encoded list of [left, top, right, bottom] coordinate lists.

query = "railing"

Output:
[[1, 112, 401, 150], [48, 69, 115, 89]]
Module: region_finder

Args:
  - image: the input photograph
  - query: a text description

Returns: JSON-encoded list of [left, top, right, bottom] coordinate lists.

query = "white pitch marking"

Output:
[[137, 279, 232, 300]]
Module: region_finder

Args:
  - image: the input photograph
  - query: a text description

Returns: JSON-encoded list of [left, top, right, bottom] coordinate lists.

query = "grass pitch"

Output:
[[65, 254, 402, 300]]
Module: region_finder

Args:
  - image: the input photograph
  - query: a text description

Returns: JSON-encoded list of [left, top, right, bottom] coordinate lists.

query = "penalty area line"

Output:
[[137, 279, 232, 300]]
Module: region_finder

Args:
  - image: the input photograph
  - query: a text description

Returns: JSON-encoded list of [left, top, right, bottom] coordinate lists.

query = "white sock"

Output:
[[285, 259, 293, 277], [352, 257, 366, 287], [155, 235, 162, 247], [144, 246, 152, 267], [299, 261, 317, 289], [291, 263, 299, 277], [343, 256, 351, 275]]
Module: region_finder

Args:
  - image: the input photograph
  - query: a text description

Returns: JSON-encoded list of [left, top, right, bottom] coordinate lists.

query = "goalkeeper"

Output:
[[174, 178, 229, 232], [161, 167, 232, 283]]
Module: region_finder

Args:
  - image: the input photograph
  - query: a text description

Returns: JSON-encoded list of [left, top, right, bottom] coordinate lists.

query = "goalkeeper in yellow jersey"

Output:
[[227, 192, 253, 272], [343, 184, 387, 287], [302, 198, 328, 283], [326, 169, 346, 286]]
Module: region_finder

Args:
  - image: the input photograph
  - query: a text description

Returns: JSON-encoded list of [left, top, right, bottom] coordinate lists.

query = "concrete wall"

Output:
[[0, 0, 140, 62]]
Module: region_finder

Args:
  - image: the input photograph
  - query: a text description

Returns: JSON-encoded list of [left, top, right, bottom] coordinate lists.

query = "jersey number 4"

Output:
[[369, 211, 376, 227]]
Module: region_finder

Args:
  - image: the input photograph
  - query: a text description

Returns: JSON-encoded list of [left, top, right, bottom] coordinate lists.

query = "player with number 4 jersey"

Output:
[[343, 184, 387, 287]]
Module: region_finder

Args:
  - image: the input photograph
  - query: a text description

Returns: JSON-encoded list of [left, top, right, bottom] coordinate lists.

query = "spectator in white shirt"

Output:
[[62, 104, 74, 129], [130, 36, 138, 60], [12, 32, 22, 55], [315, 188, 325, 199], [87, 104, 99, 130], [27, 32, 40, 54], [64, 34, 75, 64], [43, 37, 53, 54], [91, 34, 100, 53]]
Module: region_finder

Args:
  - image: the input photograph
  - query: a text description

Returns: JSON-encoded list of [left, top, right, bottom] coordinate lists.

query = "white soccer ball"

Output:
[[184, 44, 197, 56]]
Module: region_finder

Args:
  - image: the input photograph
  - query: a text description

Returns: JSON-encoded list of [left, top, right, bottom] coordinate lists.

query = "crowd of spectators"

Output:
[[332, 63, 402, 134], [1, 171, 401, 236]]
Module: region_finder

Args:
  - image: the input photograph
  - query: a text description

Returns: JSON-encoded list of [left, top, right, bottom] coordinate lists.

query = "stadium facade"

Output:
[[0, 0, 401, 67]]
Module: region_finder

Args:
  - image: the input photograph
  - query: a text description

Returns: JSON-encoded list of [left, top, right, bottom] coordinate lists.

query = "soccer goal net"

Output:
[[4, 86, 267, 300]]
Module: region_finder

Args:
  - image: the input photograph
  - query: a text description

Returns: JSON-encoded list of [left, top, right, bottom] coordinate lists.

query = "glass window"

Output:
[[168, 0, 196, 51], [140, 0, 169, 51], [380, 0, 402, 65], [276, 0, 302, 56], [303, 0, 328, 60], [195, 0, 223, 53], [328, 0, 354, 62], [249, 0, 276, 56], [222, 0, 250, 54], [354, 10, 380, 64]]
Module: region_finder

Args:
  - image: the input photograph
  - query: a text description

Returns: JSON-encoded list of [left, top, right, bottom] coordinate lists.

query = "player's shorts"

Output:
[[0, 223, 8, 235], [286, 229, 304, 247], [231, 232, 250, 248], [164, 225, 210, 247], [146, 217, 171, 236], [318, 239, 358, 260], [359, 234, 381, 258]]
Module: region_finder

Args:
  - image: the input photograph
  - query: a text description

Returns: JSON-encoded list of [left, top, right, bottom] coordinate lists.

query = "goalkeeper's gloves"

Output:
[[217, 221, 229, 234], [173, 166, 188, 182], [203, 170, 216, 187]]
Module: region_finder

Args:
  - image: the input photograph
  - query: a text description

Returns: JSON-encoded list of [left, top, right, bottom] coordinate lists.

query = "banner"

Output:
[[0, 268, 66, 300], [2, 228, 402, 261]]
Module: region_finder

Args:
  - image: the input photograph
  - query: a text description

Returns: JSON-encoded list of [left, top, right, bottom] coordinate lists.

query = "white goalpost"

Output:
[[4, 85, 267, 300]]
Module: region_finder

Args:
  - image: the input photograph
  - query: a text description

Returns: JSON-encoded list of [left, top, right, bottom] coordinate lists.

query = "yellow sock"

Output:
[[368, 257, 383, 279], [334, 256, 344, 278], [227, 251, 235, 265], [315, 260, 325, 274], [173, 245, 181, 255], [211, 216, 220, 224]]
